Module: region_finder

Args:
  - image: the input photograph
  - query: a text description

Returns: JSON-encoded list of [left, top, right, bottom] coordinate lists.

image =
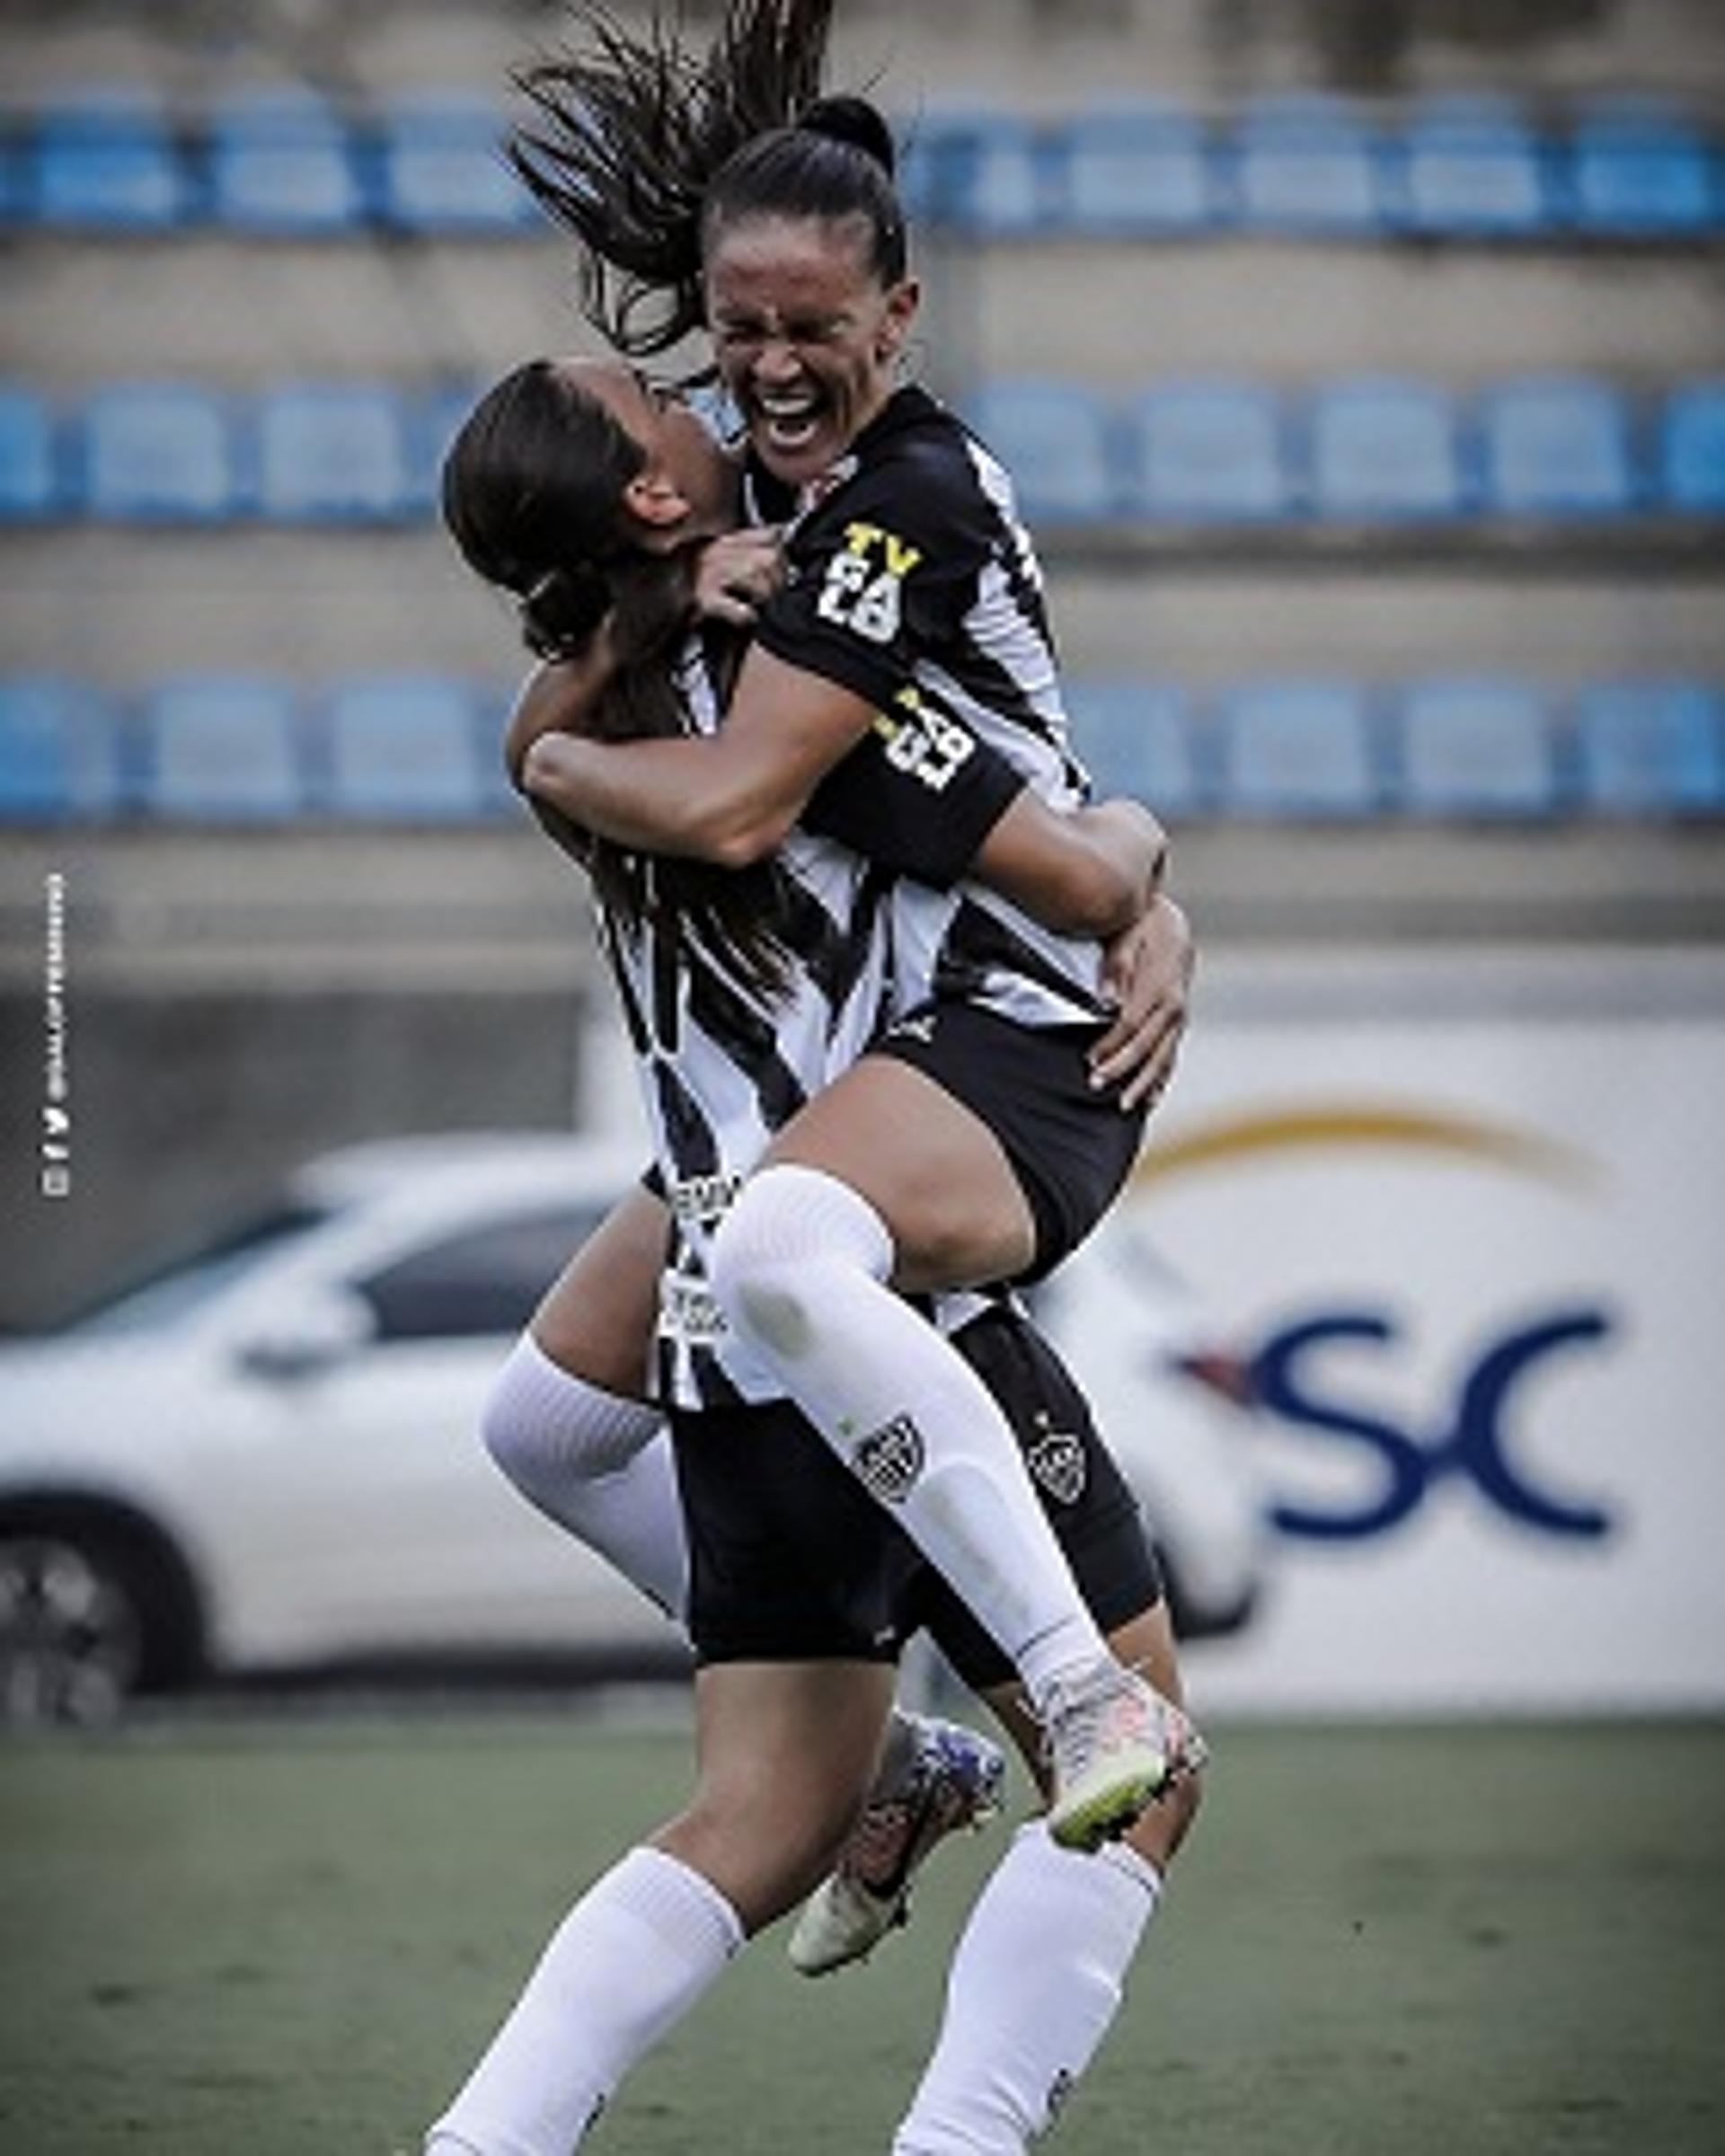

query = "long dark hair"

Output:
[[510, 0, 904, 368], [441, 360, 792, 994]]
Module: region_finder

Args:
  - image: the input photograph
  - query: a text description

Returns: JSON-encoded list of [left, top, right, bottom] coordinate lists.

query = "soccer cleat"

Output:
[[1042, 1659, 1208, 1854], [789, 1711, 1007, 1976]]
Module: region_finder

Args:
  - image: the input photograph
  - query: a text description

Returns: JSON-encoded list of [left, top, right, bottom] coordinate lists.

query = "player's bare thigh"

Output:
[[652, 1657, 897, 1934], [758, 1054, 1037, 1294], [528, 1182, 668, 1401], [979, 1600, 1200, 1873]]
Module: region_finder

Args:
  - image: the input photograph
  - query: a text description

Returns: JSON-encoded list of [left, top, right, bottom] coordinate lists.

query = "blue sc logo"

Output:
[[1247, 1306, 1617, 1542]]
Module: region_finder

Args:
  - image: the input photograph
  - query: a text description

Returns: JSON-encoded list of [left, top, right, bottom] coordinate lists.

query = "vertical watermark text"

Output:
[[41, 870, 71, 1197]]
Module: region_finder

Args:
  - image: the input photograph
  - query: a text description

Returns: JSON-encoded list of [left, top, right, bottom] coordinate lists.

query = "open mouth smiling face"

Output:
[[704, 213, 918, 490]]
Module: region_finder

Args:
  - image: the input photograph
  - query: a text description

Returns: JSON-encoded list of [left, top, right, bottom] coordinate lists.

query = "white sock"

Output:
[[426, 1845, 743, 2156], [482, 1335, 687, 1621], [893, 1823, 1162, 2155], [708, 1163, 1109, 1707]]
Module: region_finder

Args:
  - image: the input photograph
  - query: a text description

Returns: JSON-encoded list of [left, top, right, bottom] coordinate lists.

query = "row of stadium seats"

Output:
[[0, 675, 514, 824], [3, 87, 1720, 242], [4, 673, 1719, 825], [972, 376, 1725, 523], [0, 379, 470, 525], [4, 375, 1720, 527], [919, 92, 1724, 242]]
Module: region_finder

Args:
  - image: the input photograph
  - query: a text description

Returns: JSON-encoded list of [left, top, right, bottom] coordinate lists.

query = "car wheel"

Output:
[[0, 1530, 153, 1727]]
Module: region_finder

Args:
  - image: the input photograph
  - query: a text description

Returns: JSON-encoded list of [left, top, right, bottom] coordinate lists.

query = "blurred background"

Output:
[[2, 0, 1722, 1723]]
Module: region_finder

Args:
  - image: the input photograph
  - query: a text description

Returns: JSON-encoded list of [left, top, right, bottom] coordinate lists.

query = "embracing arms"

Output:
[[519, 641, 1164, 937]]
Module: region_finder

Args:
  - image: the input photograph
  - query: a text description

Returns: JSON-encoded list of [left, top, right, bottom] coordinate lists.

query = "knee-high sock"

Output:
[[482, 1334, 687, 1621], [426, 1845, 742, 2156], [708, 1163, 1107, 1708], [892, 1824, 1162, 2156]]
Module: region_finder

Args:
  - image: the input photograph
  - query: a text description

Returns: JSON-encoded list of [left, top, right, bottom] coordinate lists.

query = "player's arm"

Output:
[[522, 639, 1169, 935], [523, 468, 977, 865], [523, 642, 873, 870], [505, 532, 780, 789], [972, 792, 1167, 939], [503, 640, 616, 790]]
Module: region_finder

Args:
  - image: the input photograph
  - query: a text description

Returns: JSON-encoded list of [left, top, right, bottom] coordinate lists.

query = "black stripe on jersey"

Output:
[[987, 500, 1056, 653], [689, 1342, 747, 1410], [601, 914, 653, 1058], [683, 956, 809, 1135], [774, 857, 894, 1018], [644, 878, 684, 1054], [650, 1048, 723, 1182], [932, 896, 1113, 1021], [935, 543, 1067, 754]]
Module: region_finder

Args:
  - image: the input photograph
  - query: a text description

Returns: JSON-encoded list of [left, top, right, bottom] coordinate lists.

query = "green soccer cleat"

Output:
[[1042, 1659, 1208, 1854]]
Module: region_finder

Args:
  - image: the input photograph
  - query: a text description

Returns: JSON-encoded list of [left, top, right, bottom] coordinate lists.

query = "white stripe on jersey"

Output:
[[885, 434, 1109, 1028], [600, 636, 891, 1409]]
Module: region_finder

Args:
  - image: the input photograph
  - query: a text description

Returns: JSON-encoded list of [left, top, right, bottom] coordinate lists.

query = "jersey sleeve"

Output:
[[750, 447, 992, 712], [800, 705, 1026, 888]]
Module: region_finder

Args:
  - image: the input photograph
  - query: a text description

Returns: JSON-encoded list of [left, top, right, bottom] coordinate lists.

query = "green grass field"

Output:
[[3, 1709, 1722, 2154]]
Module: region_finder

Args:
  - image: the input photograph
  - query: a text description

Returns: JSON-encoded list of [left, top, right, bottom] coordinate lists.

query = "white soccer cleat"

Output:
[[1042, 1659, 1208, 1854], [789, 1712, 1007, 1976]]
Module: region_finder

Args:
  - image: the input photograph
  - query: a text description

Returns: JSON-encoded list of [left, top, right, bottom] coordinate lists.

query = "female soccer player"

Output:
[[427, 361, 1202, 2156], [495, 4, 1190, 1848]]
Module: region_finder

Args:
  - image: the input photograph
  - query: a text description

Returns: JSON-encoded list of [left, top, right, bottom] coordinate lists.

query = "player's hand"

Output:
[[691, 527, 784, 626], [1089, 894, 1194, 1112]]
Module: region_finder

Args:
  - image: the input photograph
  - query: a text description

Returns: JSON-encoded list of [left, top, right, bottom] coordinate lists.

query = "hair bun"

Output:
[[798, 94, 896, 179]]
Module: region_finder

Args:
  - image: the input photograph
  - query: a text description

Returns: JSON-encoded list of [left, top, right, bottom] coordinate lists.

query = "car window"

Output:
[[69, 1208, 331, 1336], [353, 1207, 609, 1342]]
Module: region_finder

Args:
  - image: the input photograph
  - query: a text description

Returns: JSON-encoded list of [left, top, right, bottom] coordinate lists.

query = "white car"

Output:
[[0, 1135, 1264, 1723]]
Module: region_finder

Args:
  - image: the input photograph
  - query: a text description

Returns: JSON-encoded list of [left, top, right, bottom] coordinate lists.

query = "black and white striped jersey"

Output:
[[748, 384, 1114, 1033], [597, 632, 1010, 1410]]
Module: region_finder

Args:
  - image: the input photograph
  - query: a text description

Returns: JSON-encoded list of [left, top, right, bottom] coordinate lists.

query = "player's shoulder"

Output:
[[812, 389, 997, 540], [865, 386, 984, 486]]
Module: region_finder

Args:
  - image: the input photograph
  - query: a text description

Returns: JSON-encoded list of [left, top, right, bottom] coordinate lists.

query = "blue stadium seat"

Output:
[[1065, 680, 1208, 818], [83, 383, 238, 522], [897, 111, 972, 225], [1128, 384, 1291, 522], [963, 381, 1117, 521], [1395, 677, 1559, 817], [1395, 95, 1553, 237], [254, 384, 413, 522], [0, 129, 22, 228], [1658, 379, 1725, 513], [0, 678, 122, 821], [1572, 681, 1725, 815], [376, 93, 536, 233], [139, 676, 305, 820], [409, 381, 486, 515], [1478, 377, 1636, 516], [1062, 102, 1217, 235], [1566, 97, 1720, 237], [0, 388, 63, 522], [323, 676, 489, 820], [31, 91, 194, 230], [933, 113, 1054, 235], [208, 87, 369, 234], [1226, 94, 1389, 234], [1218, 679, 1382, 817], [1306, 377, 1465, 520], [467, 680, 521, 817]]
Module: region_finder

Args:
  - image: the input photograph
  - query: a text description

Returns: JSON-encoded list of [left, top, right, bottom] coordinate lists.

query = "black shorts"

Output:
[[672, 1305, 1163, 1692], [869, 1001, 1147, 1283]]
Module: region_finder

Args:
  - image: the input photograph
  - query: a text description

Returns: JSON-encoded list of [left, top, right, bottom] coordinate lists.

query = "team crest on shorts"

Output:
[[1027, 1417, 1087, 1506], [853, 1413, 925, 1504]]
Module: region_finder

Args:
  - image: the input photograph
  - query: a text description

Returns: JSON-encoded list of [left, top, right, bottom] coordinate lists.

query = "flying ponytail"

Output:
[[509, 1, 905, 369]]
